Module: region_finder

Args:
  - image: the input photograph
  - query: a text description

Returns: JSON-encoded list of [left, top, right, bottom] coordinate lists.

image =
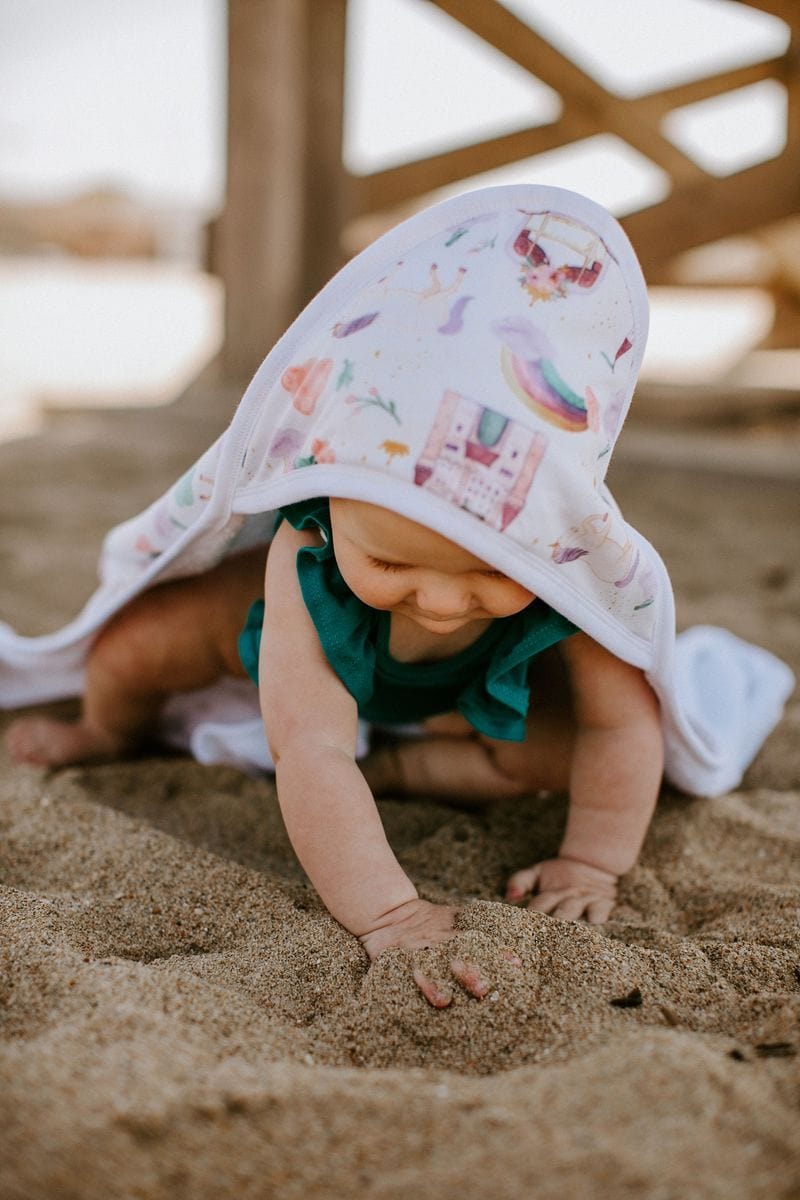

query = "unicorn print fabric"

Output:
[[0, 185, 793, 794]]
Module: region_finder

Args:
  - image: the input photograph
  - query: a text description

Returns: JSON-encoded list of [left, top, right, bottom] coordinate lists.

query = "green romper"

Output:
[[238, 499, 578, 741]]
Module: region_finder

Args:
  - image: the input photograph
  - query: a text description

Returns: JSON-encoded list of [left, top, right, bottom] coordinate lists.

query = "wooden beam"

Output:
[[632, 6, 800, 276], [622, 154, 800, 277], [427, 0, 609, 99], [429, 0, 709, 184], [351, 112, 594, 216], [635, 56, 785, 118]]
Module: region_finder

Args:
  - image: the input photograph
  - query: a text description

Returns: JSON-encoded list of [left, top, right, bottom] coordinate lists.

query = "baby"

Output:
[[3, 184, 791, 1006], [7, 494, 662, 977]]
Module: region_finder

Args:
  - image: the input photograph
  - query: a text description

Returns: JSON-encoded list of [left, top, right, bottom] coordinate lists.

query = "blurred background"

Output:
[[0, 0, 797, 455]]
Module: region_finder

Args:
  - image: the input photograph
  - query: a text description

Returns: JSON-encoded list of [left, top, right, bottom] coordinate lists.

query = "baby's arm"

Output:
[[260, 522, 456, 956], [508, 632, 663, 921]]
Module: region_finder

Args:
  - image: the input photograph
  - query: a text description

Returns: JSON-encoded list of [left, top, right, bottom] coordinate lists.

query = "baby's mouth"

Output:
[[407, 608, 479, 630]]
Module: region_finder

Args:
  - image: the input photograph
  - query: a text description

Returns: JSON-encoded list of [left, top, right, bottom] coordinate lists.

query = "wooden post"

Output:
[[300, 0, 351, 300], [215, 0, 350, 382]]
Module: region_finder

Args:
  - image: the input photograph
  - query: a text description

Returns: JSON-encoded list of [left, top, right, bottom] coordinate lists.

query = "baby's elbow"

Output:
[[270, 736, 358, 778], [263, 706, 358, 769], [263, 717, 309, 768]]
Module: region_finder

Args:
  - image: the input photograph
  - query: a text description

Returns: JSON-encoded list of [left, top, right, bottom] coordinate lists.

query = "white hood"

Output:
[[0, 185, 793, 794]]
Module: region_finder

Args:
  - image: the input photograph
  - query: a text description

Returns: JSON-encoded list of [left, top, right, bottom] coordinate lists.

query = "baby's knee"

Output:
[[482, 745, 536, 794]]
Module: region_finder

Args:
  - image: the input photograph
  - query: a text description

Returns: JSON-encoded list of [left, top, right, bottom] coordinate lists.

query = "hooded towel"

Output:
[[0, 185, 793, 793]]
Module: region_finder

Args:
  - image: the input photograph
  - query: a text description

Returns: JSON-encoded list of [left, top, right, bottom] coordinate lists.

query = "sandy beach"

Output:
[[1, 377, 799, 1199]]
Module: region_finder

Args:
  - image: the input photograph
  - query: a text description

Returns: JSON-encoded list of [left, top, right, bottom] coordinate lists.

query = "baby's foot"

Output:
[[6, 716, 124, 767]]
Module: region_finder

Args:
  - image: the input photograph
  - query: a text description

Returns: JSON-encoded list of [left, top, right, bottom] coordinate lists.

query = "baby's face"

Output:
[[329, 499, 534, 635]]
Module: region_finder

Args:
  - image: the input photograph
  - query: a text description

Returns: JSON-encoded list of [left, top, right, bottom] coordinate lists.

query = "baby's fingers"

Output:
[[527, 888, 585, 917], [529, 890, 615, 924], [412, 969, 454, 1008], [549, 895, 594, 922], [505, 865, 540, 903], [450, 957, 493, 999], [585, 897, 615, 924], [412, 958, 493, 1006]]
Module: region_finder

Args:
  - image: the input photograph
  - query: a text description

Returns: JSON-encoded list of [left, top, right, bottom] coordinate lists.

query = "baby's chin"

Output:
[[404, 611, 485, 635]]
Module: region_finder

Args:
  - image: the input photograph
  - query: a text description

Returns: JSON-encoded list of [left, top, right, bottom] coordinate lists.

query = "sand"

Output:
[[1, 380, 799, 1200]]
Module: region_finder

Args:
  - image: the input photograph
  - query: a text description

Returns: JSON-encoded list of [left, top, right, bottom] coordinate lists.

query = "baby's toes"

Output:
[[6, 717, 53, 764], [6, 716, 114, 767]]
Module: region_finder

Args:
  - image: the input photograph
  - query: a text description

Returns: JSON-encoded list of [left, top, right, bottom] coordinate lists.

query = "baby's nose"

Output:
[[415, 574, 471, 616]]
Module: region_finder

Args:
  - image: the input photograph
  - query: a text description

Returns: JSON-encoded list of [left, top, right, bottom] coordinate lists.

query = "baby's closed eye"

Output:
[[368, 555, 507, 581], [368, 556, 410, 573]]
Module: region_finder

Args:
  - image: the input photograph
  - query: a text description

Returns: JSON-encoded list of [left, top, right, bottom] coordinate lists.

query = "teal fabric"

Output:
[[238, 498, 578, 741]]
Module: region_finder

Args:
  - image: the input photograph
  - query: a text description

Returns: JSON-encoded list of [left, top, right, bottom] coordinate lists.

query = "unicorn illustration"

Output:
[[550, 512, 654, 609]]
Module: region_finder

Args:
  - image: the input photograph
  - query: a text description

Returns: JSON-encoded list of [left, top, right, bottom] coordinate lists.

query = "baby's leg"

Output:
[[7, 547, 266, 767], [362, 649, 574, 801], [362, 714, 573, 801]]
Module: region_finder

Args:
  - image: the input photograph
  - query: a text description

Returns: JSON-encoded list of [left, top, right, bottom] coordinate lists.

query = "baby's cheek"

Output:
[[493, 584, 536, 615], [346, 576, 404, 612]]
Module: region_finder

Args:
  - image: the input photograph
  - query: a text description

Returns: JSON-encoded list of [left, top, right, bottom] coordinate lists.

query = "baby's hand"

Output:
[[412, 948, 522, 1008], [506, 856, 618, 924], [358, 897, 459, 961], [360, 899, 522, 1009]]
